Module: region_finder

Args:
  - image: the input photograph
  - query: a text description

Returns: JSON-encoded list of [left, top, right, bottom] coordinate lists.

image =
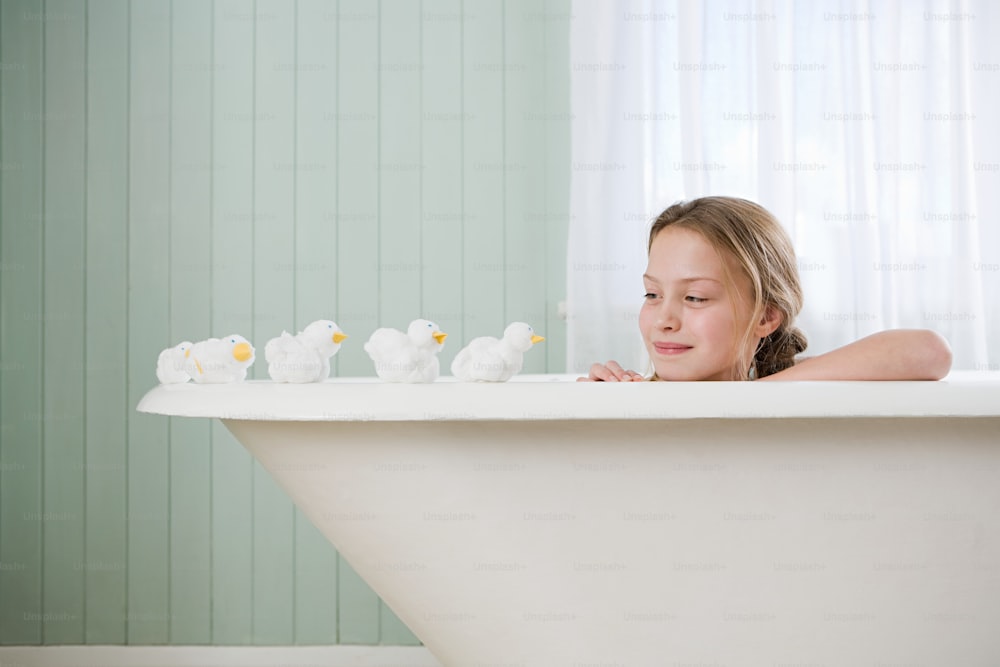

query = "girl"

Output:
[[580, 196, 952, 382]]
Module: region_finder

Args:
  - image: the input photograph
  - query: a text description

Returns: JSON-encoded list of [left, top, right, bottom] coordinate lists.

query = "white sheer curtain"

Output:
[[567, 0, 999, 373]]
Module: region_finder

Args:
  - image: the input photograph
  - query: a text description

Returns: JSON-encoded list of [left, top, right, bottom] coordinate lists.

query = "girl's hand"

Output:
[[577, 361, 644, 382]]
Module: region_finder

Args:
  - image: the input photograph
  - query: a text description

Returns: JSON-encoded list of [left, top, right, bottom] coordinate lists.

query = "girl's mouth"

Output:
[[653, 343, 693, 355]]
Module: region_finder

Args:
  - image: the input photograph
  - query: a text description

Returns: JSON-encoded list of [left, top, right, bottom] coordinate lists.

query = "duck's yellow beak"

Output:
[[531, 335, 545, 344], [232, 342, 253, 362], [432, 331, 448, 345], [333, 332, 348, 344]]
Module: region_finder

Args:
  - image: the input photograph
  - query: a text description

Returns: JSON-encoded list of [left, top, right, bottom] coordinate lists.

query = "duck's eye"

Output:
[[328, 324, 332, 329], [230, 339, 235, 343]]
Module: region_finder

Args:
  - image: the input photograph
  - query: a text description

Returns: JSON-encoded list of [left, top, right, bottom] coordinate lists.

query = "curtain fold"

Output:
[[568, 0, 998, 373]]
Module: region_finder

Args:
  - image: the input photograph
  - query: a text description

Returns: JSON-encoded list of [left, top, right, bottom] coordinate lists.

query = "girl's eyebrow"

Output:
[[643, 273, 721, 284]]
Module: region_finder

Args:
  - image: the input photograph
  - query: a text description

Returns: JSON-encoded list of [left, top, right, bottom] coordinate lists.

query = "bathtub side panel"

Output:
[[227, 417, 1000, 667]]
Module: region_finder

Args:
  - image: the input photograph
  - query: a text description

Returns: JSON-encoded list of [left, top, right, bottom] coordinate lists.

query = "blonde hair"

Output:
[[648, 196, 806, 380]]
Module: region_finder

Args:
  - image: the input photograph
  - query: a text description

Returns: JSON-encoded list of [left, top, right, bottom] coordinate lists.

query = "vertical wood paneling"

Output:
[[462, 1, 506, 342], [253, 0, 296, 376], [293, 0, 338, 643], [169, 0, 213, 644], [504, 0, 548, 373], [251, 0, 296, 645], [42, 0, 86, 644], [126, 0, 171, 644], [210, 0, 255, 644], [335, 0, 379, 380], [543, 0, 570, 373], [0, 0, 44, 645], [378, 0, 423, 331], [421, 0, 464, 370], [0, 0, 571, 648], [293, 0, 338, 328], [84, 0, 129, 644], [335, 0, 381, 643]]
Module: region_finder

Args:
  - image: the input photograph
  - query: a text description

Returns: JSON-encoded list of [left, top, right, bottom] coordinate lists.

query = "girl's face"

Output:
[[639, 226, 771, 381]]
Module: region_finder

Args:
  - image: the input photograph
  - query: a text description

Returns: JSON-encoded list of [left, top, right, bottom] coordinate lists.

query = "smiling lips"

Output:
[[653, 342, 693, 355]]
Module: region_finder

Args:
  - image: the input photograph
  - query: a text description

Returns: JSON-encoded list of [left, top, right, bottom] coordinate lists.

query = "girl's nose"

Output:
[[655, 298, 681, 330]]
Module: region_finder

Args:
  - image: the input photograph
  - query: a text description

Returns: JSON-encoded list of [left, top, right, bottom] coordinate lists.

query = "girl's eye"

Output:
[[685, 296, 708, 304], [643, 292, 658, 300]]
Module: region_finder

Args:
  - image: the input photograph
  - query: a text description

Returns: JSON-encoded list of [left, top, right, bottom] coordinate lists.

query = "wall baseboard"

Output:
[[0, 645, 442, 667]]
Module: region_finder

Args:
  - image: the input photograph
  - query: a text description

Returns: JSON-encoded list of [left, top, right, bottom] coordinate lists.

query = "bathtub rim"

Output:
[[135, 371, 1000, 421]]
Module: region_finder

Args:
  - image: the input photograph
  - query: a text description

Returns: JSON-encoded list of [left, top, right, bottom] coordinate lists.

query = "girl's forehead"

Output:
[[647, 226, 728, 278]]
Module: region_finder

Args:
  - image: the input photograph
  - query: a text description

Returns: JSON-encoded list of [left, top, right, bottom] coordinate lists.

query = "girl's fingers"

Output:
[[592, 363, 617, 381], [577, 362, 644, 382], [605, 361, 627, 380], [609, 362, 645, 381]]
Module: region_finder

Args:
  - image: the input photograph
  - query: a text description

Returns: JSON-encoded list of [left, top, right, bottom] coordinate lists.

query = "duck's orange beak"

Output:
[[232, 342, 253, 362]]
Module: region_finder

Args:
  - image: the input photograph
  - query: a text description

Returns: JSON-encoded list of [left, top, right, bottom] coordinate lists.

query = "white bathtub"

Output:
[[138, 373, 1000, 666]]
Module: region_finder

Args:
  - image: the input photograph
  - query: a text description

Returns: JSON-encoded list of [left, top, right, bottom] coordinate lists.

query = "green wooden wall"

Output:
[[0, 0, 570, 645]]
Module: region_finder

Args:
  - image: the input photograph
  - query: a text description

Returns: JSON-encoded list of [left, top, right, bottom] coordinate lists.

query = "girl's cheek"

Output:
[[637, 310, 653, 335]]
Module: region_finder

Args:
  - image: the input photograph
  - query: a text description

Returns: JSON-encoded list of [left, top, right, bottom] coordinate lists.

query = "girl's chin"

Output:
[[652, 367, 703, 382], [652, 364, 733, 382]]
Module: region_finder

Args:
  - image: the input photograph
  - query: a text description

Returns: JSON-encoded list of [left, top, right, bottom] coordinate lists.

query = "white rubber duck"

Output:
[[450, 322, 544, 382], [265, 319, 348, 383], [184, 334, 256, 383], [156, 341, 193, 384], [364, 319, 448, 383]]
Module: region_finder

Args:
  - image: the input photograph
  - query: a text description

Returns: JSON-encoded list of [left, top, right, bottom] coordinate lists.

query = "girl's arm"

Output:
[[759, 329, 952, 381]]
